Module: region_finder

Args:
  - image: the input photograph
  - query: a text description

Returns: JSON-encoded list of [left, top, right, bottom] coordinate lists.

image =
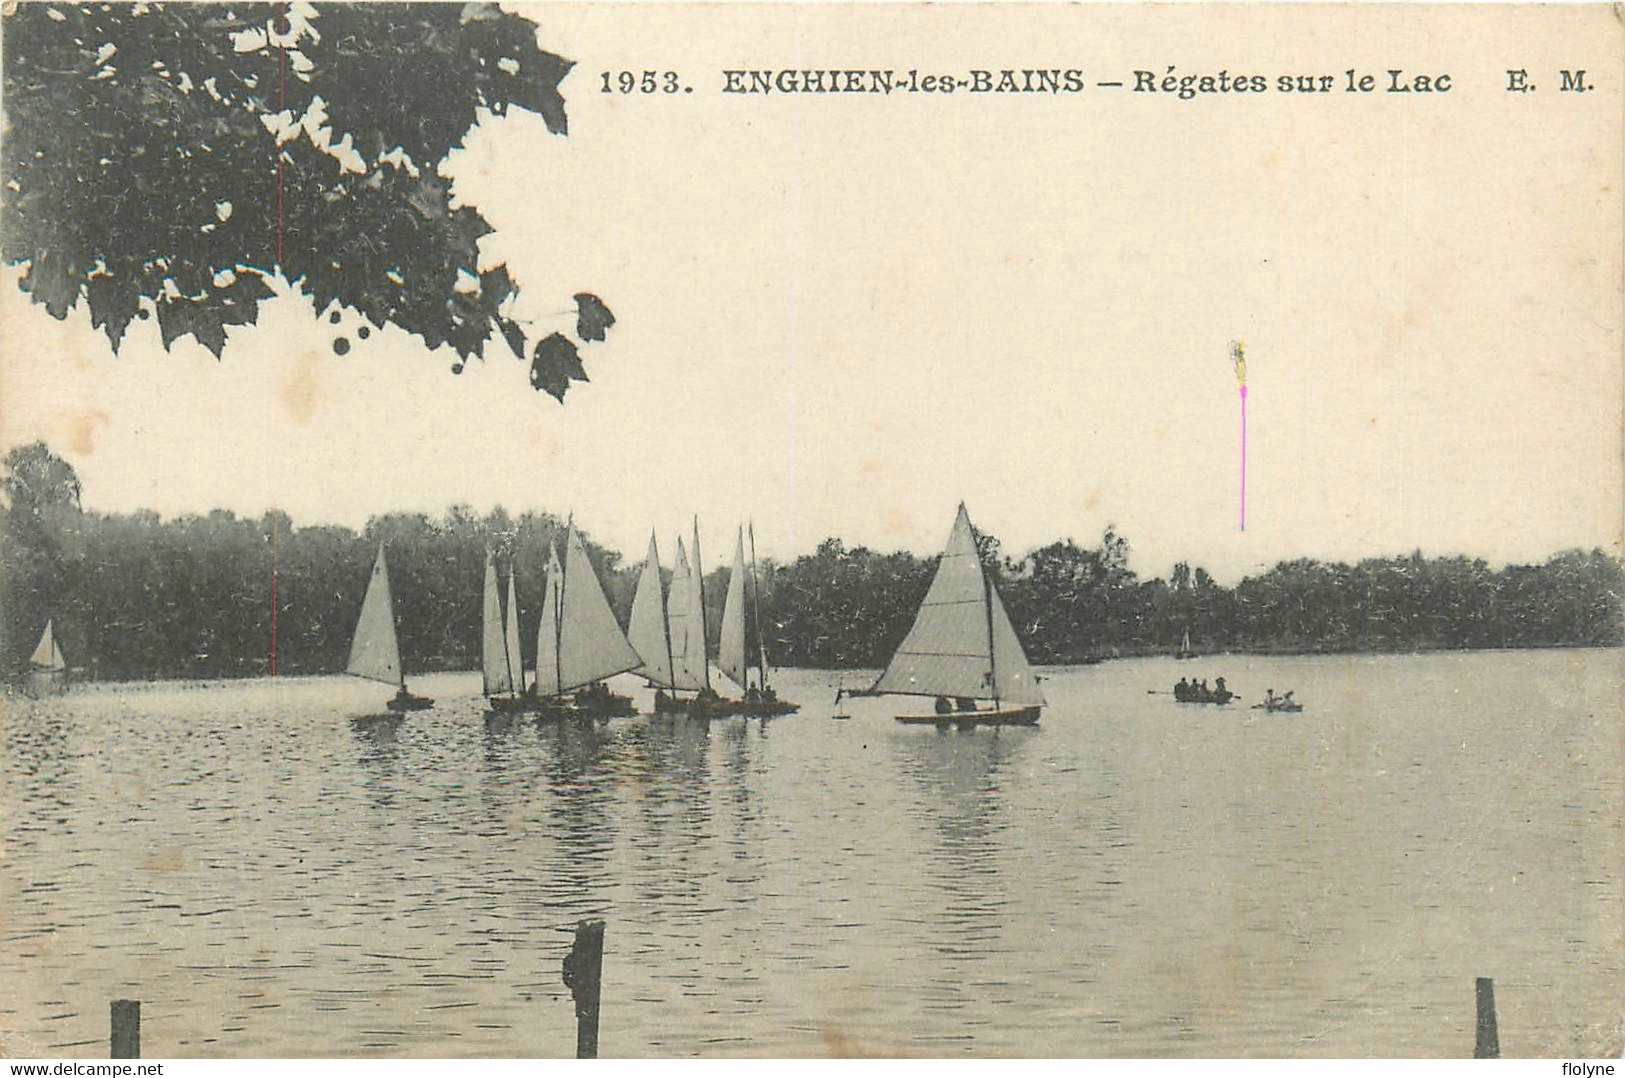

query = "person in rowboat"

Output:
[[934, 695, 953, 715]]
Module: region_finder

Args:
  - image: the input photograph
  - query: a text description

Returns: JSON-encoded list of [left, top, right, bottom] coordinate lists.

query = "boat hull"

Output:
[[1172, 689, 1233, 705], [896, 705, 1040, 728], [485, 694, 539, 714], [534, 693, 639, 719], [386, 693, 434, 712], [735, 700, 800, 717]]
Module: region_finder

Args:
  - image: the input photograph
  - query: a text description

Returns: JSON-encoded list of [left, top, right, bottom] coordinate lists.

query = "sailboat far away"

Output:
[[533, 523, 644, 717], [482, 549, 533, 712], [25, 618, 69, 693], [347, 543, 433, 712], [718, 523, 798, 717], [1175, 627, 1199, 660], [871, 503, 1044, 728]]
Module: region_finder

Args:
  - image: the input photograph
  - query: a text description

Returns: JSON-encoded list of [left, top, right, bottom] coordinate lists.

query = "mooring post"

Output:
[[561, 919, 605, 1058], [109, 999, 140, 1059], [1474, 977, 1499, 1058]]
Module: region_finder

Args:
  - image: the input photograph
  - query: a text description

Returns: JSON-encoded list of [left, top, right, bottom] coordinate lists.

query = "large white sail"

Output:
[[481, 552, 511, 694], [628, 533, 675, 688], [347, 544, 403, 687], [686, 523, 711, 689], [873, 504, 1041, 704], [534, 527, 643, 696], [29, 619, 65, 672], [535, 542, 564, 694], [718, 528, 750, 691], [504, 569, 524, 692], [665, 538, 707, 691]]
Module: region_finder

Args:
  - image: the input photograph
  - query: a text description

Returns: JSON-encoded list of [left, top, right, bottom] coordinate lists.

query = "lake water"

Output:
[[2, 650, 1620, 1058]]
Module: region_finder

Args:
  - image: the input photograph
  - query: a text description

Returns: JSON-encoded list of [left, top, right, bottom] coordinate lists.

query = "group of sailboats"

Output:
[[478, 522, 643, 717], [341, 503, 1043, 728], [471, 518, 798, 719], [626, 520, 798, 718]]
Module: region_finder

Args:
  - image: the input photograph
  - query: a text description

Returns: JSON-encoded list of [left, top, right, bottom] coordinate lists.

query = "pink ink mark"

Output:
[[1239, 384, 1247, 531]]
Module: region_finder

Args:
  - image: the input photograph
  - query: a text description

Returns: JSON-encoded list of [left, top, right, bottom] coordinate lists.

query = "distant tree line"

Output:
[[2, 443, 1621, 681]]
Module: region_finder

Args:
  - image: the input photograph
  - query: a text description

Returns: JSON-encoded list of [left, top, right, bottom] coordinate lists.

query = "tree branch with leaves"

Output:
[[2, 1, 613, 399]]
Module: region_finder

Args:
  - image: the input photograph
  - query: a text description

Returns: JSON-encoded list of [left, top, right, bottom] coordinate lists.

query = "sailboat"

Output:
[[482, 550, 532, 712], [872, 504, 1044, 727], [27, 619, 68, 692], [347, 543, 433, 712], [628, 531, 711, 714], [718, 523, 798, 716], [533, 523, 644, 717], [1175, 627, 1198, 660]]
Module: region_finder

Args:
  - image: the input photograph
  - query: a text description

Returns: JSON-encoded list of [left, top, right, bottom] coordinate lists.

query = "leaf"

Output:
[[86, 274, 142, 353], [530, 331, 587, 401], [155, 296, 227, 358], [498, 317, 526, 359], [21, 252, 81, 320], [468, 12, 572, 134], [215, 271, 275, 326], [574, 292, 615, 342], [480, 264, 514, 308]]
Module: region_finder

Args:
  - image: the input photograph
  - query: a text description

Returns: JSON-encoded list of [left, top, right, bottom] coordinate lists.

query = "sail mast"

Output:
[[983, 556, 998, 708], [503, 564, 523, 694], [748, 521, 768, 690], [693, 516, 711, 691], [659, 534, 678, 692], [556, 518, 570, 694]]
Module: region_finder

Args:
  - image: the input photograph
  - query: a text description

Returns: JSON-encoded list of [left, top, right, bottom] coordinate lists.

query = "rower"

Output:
[[1264, 688, 1277, 707], [934, 696, 953, 715]]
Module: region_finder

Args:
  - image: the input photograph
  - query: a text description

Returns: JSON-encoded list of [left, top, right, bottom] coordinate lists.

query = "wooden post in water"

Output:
[[1474, 977, 1499, 1058], [109, 999, 140, 1059], [561, 919, 605, 1058]]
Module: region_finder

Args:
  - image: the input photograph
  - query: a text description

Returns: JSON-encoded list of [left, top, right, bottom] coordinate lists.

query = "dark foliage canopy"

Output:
[[2, 2, 611, 398], [3, 446, 1621, 682]]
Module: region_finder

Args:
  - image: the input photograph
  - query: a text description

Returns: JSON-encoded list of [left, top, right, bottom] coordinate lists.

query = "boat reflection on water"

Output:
[[892, 725, 1037, 960]]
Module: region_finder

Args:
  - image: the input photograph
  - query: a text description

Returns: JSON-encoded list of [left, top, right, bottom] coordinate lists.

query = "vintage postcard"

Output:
[[0, 1, 1620, 1061]]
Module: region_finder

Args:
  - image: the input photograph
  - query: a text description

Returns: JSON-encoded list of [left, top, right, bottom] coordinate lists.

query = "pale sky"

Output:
[[2, 5, 1620, 584]]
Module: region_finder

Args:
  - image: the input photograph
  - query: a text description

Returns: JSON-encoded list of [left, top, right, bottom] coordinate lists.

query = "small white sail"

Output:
[[481, 552, 511, 694], [664, 538, 707, 692], [718, 528, 750, 691], [873, 503, 1042, 705], [29, 619, 65, 672], [347, 544, 403, 687], [628, 533, 675, 688], [534, 527, 643, 696], [989, 577, 1045, 706], [504, 570, 524, 692]]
